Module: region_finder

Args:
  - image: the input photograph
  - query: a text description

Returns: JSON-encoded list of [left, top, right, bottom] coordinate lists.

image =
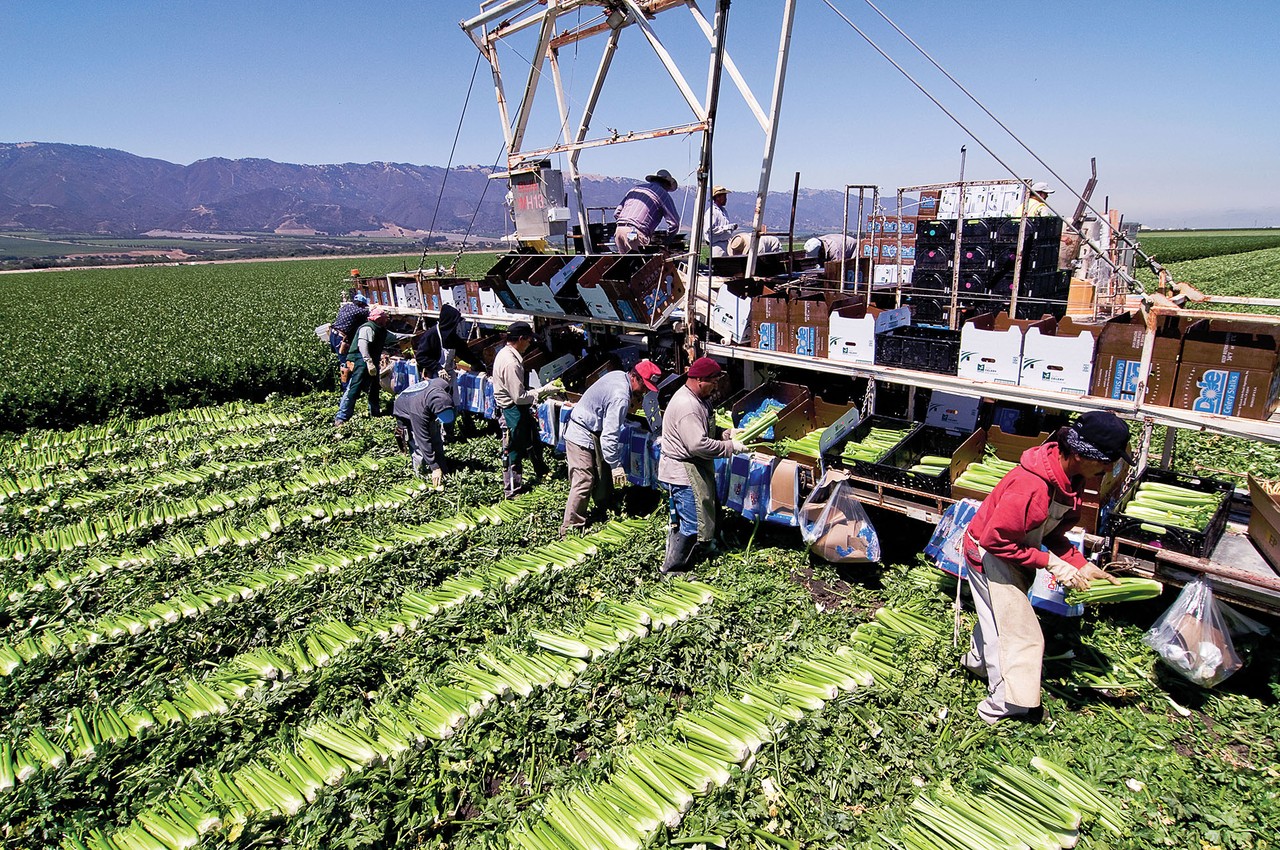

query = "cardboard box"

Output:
[[1019, 317, 1103, 395], [506, 256, 566, 315], [950, 426, 1049, 502], [1247, 474, 1280, 576], [576, 254, 683, 326], [750, 288, 791, 352], [1088, 314, 1182, 407], [1077, 457, 1130, 535], [925, 391, 981, 434], [828, 303, 911, 365], [789, 291, 834, 358], [957, 312, 1055, 386], [1172, 320, 1280, 420]]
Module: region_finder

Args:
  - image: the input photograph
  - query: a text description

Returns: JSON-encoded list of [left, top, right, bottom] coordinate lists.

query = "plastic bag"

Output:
[[799, 470, 880, 563], [923, 498, 981, 578], [1143, 578, 1243, 688]]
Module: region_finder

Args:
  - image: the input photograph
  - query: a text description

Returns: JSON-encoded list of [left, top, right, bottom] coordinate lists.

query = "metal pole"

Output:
[[948, 147, 966, 330], [787, 171, 800, 277], [746, 0, 797, 279]]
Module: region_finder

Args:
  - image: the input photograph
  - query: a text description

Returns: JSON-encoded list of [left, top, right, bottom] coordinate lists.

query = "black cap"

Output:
[[1069, 411, 1134, 464], [506, 321, 534, 339]]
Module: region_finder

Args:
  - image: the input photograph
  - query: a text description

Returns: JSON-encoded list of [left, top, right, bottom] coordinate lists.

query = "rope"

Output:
[[822, 0, 1146, 290], [859, 0, 1160, 280], [418, 50, 485, 274]]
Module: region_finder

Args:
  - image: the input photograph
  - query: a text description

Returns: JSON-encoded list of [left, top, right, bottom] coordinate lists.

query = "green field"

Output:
[[0, 253, 500, 432], [0, 393, 1274, 850], [1135, 228, 1280, 266]]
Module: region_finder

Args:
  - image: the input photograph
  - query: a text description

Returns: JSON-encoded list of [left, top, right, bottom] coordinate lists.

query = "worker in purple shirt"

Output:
[[614, 169, 681, 253]]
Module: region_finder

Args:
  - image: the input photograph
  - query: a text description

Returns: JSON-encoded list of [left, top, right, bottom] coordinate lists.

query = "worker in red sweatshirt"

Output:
[[962, 412, 1131, 723]]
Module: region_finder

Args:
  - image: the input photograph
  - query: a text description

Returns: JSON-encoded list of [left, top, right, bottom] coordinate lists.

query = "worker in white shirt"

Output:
[[491, 321, 560, 498], [704, 186, 737, 257]]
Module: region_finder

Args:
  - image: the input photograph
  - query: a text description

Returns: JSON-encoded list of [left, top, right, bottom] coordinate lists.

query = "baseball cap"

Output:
[[368, 307, 388, 321], [352, 293, 369, 305], [803, 237, 823, 258], [632, 359, 662, 392], [506, 320, 534, 339], [1068, 411, 1133, 464], [1031, 181, 1054, 195], [686, 357, 722, 379]]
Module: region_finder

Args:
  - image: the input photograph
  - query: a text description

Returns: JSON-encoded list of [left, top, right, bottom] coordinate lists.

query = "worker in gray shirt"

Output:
[[656, 357, 745, 573], [803, 233, 859, 263], [559, 359, 663, 536], [491, 321, 560, 498]]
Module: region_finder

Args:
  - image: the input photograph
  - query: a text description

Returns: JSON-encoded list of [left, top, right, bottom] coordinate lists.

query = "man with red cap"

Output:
[[559, 359, 664, 536], [656, 357, 745, 572]]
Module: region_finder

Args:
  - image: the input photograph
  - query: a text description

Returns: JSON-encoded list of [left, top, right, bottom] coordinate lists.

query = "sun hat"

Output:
[[645, 169, 678, 191], [711, 185, 728, 197], [686, 357, 722, 380], [1067, 411, 1133, 464], [632, 359, 663, 392]]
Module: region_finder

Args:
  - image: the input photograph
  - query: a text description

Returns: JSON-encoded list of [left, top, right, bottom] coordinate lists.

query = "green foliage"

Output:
[[0, 253, 499, 431]]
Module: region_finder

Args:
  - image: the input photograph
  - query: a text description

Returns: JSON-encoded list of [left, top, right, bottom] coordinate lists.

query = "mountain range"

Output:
[[0, 142, 863, 240]]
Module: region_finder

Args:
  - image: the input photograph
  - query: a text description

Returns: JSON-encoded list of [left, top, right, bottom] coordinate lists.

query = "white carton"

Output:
[[958, 313, 1054, 386], [1019, 319, 1101, 395], [710, 286, 751, 343], [506, 280, 564, 315], [827, 304, 911, 365]]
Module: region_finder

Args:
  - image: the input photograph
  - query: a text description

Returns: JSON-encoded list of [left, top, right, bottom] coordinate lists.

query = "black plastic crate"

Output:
[[915, 245, 953, 270], [872, 425, 970, 495], [911, 270, 952, 293], [1106, 467, 1234, 558], [875, 325, 962, 374], [1013, 297, 1066, 320], [917, 219, 954, 241], [958, 244, 991, 270], [833, 414, 920, 479]]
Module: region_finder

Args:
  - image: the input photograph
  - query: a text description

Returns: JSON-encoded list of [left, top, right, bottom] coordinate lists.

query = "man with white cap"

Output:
[[559, 359, 664, 536], [704, 185, 737, 257], [335, 306, 416, 426], [803, 233, 859, 263], [656, 357, 746, 573], [392, 375, 457, 488], [614, 169, 681, 253], [1018, 181, 1054, 218]]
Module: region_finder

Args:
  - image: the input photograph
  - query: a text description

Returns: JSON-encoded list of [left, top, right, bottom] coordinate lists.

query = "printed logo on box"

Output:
[[1109, 359, 1142, 399], [757, 322, 781, 351], [1193, 369, 1241, 415], [794, 326, 818, 357]]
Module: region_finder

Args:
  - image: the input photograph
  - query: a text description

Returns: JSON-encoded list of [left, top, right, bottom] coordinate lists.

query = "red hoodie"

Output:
[[964, 442, 1087, 573]]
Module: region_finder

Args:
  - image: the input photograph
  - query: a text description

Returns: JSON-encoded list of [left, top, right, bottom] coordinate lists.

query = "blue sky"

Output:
[[3, 0, 1277, 228]]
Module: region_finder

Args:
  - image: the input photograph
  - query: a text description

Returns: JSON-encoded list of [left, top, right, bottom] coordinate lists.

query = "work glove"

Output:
[[438, 369, 451, 381], [722, 427, 738, 441], [364, 359, 376, 374], [430, 468, 444, 489], [1079, 562, 1122, 586], [1046, 552, 1089, 591], [731, 440, 748, 453], [534, 383, 559, 400], [611, 467, 628, 488]]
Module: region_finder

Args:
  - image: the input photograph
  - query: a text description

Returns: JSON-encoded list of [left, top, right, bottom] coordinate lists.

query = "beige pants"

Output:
[[614, 225, 651, 254], [561, 439, 612, 533], [964, 549, 1043, 723]]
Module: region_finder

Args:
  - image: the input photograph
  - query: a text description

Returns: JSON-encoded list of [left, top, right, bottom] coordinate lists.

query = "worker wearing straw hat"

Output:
[[704, 185, 737, 257], [614, 169, 681, 253]]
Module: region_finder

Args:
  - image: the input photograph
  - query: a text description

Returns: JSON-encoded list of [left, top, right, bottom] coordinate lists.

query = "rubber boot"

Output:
[[660, 532, 699, 574], [502, 465, 523, 500]]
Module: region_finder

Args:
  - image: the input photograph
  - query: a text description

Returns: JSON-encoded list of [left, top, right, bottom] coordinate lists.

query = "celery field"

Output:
[[0, 393, 1276, 850], [0, 253, 498, 433]]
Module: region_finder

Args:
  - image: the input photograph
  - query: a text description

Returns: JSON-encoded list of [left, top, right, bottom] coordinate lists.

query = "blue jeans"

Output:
[[335, 362, 379, 423], [666, 483, 699, 537]]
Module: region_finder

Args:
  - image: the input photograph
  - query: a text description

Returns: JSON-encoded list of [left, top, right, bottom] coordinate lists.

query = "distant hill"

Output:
[[0, 142, 861, 240]]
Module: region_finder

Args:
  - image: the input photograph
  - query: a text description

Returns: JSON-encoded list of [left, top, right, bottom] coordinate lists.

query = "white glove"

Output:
[[364, 359, 376, 374], [1046, 552, 1088, 591], [536, 383, 562, 400], [611, 467, 627, 488], [731, 440, 747, 453], [430, 468, 444, 488]]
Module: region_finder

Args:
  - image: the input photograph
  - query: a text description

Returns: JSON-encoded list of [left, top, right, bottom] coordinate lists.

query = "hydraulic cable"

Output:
[[857, 0, 1162, 284], [821, 0, 1144, 293]]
